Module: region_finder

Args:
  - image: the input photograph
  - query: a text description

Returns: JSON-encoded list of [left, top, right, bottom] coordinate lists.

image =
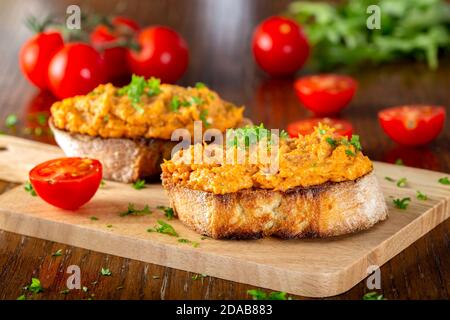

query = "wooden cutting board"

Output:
[[0, 135, 449, 297]]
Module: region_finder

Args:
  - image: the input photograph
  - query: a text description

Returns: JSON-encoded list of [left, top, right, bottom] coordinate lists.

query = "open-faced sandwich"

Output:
[[161, 124, 388, 239], [50, 76, 247, 183]]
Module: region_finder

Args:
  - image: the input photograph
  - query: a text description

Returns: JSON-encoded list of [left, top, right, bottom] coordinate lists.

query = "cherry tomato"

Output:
[[378, 105, 446, 146], [47, 43, 106, 99], [29, 157, 102, 210], [294, 74, 357, 116], [287, 118, 353, 138], [252, 16, 309, 77], [90, 17, 140, 82], [19, 31, 64, 89], [127, 26, 189, 83]]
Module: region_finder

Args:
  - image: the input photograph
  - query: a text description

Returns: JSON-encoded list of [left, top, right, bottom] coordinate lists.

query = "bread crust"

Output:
[[162, 171, 388, 239], [50, 120, 175, 183]]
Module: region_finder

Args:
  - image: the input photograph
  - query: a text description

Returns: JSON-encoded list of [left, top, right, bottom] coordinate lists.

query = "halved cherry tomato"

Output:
[[378, 105, 446, 146], [287, 118, 353, 138], [294, 74, 357, 116], [29, 158, 102, 210]]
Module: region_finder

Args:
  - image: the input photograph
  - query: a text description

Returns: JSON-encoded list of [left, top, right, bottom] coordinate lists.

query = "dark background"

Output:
[[0, 0, 449, 300]]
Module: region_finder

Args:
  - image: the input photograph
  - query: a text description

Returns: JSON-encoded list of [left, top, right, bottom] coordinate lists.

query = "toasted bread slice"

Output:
[[50, 118, 254, 183], [162, 171, 388, 239]]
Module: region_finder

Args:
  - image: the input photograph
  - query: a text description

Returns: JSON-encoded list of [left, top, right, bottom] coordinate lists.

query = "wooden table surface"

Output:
[[0, 0, 449, 300]]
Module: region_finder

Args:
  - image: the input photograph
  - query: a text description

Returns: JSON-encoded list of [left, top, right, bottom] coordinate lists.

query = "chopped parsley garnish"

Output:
[[29, 278, 43, 293], [17, 294, 26, 300], [24, 181, 36, 196], [195, 82, 206, 89], [170, 95, 191, 112], [192, 274, 208, 280], [363, 291, 385, 300], [438, 177, 450, 185], [226, 124, 287, 149], [5, 114, 18, 127], [199, 109, 210, 128], [318, 128, 327, 135], [325, 137, 337, 148], [280, 130, 289, 139], [350, 135, 362, 151], [103, 115, 109, 123], [177, 238, 199, 248], [385, 176, 396, 182], [106, 224, 113, 228], [393, 197, 411, 210], [60, 289, 70, 295], [157, 205, 175, 220], [132, 179, 146, 190], [52, 249, 63, 257], [247, 289, 290, 300], [147, 220, 178, 237], [152, 275, 160, 279], [190, 96, 204, 105], [36, 113, 48, 126], [100, 268, 112, 276], [117, 75, 162, 113], [395, 158, 404, 166], [416, 191, 428, 201], [396, 177, 407, 188], [82, 286, 88, 292], [345, 149, 356, 157], [100, 180, 106, 188], [90, 216, 99, 221], [120, 203, 152, 217]]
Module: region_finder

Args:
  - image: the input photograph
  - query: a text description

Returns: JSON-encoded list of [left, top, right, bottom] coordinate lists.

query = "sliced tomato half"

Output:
[[378, 105, 446, 146], [287, 118, 353, 138], [294, 74, 357, 116], [29, 157, 102, 210]]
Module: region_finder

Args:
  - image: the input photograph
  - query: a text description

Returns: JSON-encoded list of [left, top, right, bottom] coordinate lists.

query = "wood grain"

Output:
[[0, 160, 448, 297], [0, 0, 449, 300]]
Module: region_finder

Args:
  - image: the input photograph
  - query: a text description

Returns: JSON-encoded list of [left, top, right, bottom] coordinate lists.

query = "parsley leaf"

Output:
[[195, 82, 206, 89], [385, 176, 396, 182], [90, 216, 99, 221], [29, 278, 43, 293], [363, 291, 385, 300], [190, 96, 204, 105], [177, 238, 200, 248], [132, 179, 146, 190], [60, 289, 70, 295], [345, 149, 356, 157], [325, 137, 337, 148], [280, 130, 289, 139], [24, 181, 36, 196], [120, 203, 152, 217], [416, 191, 428, 201], [192, 274, 208, 280], [396, 177, 407, 188], [117, 75, 162, 113], [5, 114, 18, 127], [17, 294, 26, 300], [148, 220, 178, 237], [247, 289, 290, 300], [52, 249, 63, 257], [36, 113, 48, 126], [157, 205, 175, 220], [199, 109, 210, 128], [438, 177, 450, 185], [350, 135, 362, 151], [395, 158, 404, 166], [393, 197, 411, 210], [147, 77, 162, 96], [100, 268, 112, 276]]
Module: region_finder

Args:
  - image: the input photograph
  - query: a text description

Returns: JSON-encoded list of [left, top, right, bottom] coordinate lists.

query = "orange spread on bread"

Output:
[[50, 82, 244, 140], [162, 124, 373, 194]]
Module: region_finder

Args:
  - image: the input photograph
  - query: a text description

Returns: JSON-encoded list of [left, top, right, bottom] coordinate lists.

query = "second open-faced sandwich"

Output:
[[50, 75, 247, 183], [161, 124, 388, 239]]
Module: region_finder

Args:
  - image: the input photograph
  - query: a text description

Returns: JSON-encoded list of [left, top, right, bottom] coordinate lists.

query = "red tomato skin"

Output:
[[127, 26, 189, 83], [378, 106, 446, 146], [287, 118, 353, 138], [252, 16, 310, 77], [29, 158, 102, 210], [294, 75, 357, 116], [47, 43, 106, 99], [112, 16, 140, 32], [19, 31, 64, 89]]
